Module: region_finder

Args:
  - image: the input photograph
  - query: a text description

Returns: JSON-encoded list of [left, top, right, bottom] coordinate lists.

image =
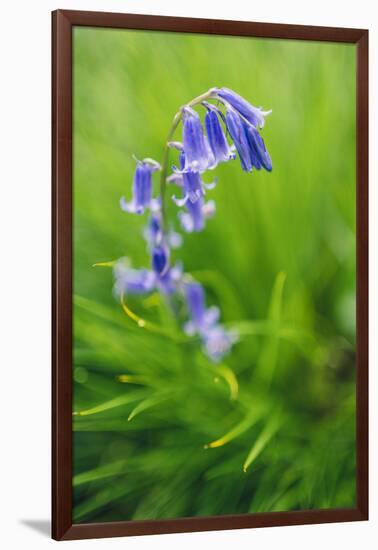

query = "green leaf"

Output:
[[73, 459, 129, 486], [73, 390, 147, 417], [243, 416, 281, 472], [205, 408, 264, 449], [228, 320, 275, 336], [254, 272, 287, 385], [74, 294, 126, 330], [128, 394, 168, 421], [214, 364, 239, 400]]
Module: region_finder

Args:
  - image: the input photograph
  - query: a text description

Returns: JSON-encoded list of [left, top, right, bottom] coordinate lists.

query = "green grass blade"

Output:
[[73, 390, 147, 417], [268, 272, 287, 322], [227, 320, 274, 336], [74, 294, 126, 330], [205, 408, 263, 449], [243, 416, 281, 472], [254, 272, 286, 385], [73, 459, 128, 486], [128, 394, 168, 421], [214, 364, 239, 400]]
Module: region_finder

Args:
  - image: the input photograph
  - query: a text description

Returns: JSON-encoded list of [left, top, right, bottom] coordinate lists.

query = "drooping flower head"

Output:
[[225, 106, 272, 172], [152, 244, 169, 276], [225, 107, 255, 172], [203, 325, 238, 363], [168, 148, 217, 207], [178, 197, 215, 233], [184, 281, 237, 362], [113, 255, 182, 298], [143, 212, 182, 250], [203, 102, 235, 165], [157, 262, 183, 295], [113, 258, 156, 296], [182, 107, 215, 172], [120, 158, 161, 214], [184, 282, 220, 336], [244, 124, 272, 172], [216, 87, 271, 129]]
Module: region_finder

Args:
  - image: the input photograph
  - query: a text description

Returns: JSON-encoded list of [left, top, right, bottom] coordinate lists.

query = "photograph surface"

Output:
[[72, 27, 356, 523]]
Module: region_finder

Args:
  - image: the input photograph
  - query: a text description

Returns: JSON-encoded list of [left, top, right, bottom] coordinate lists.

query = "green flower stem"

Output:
[[159, 88, 216, 228]]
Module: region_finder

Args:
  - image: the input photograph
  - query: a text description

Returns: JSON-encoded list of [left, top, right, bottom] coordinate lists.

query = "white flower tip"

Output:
[[167, 141, 184, 151], [142, 158, 161, 171]]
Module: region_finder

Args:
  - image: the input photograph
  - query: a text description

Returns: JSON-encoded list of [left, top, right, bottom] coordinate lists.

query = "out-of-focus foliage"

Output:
[[72, 27, 356, 523]]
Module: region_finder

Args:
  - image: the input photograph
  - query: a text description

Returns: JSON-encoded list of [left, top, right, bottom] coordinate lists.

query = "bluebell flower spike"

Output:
[[112, 87, 273, 362]]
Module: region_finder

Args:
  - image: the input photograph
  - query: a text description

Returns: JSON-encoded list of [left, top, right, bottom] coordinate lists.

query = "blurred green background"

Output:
[[72, 27, 356, 523]]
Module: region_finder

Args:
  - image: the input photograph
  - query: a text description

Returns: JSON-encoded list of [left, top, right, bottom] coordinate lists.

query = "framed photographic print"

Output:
[[52, 10, 368, 541]]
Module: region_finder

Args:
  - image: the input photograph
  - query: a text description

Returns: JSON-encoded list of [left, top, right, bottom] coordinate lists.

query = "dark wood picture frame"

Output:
[[52, 9, 369, 541]]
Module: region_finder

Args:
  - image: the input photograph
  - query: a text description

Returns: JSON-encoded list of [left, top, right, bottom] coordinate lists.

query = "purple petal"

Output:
[[225, 108, 253, 172], [152, 245, 169, 276], [185, 282, 206, 328], [113, 259, 156, 296], [120, 196, 143, 214], [202, 325, 238, 362], [172, 193, 189, 207], [216, 87, 271, 129], [204, 106, 235, 164], [182, 106, 212, 172], [178, 211, 195, 233]]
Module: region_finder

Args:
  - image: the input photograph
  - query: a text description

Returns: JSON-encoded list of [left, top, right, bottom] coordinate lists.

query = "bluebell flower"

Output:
[[203, 325, 238, 363], [178, 197, 215, 233], [184, 282, 220, 336], [144, 213, 162, 244], [216, 87, 271, 129], [203, 102, 235, 164], [157, 262, 183, 295], [113, 258, 156, 296], [182, 107, 215, 172], [169, 168, 217, 206], [225, 107, 254, 172], [225, 107, 272, 173], [113, 257, 182, 298], [152, 245, 169, 276], [143, 213, 182, 249], [244, 124, 272, 172], [184, 281, 238, 362], [168, 149, 217, 206], [120, 158, 161, 214]]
